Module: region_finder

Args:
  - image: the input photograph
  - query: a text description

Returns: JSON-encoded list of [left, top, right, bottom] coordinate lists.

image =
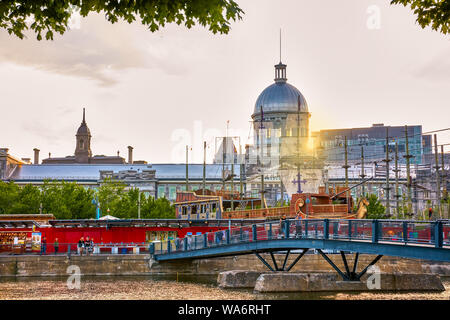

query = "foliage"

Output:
[[95, 179, 172, 219], [96, 177, 127, 216], [354, 194, 386, 219], [40, 180, 96, 219], [0, 179, 175, 219], [365, 194, 387, 219], [0, 181, 40, 214], [0, 180, 96, 218], [390, 0, 450, 34], [141, 196, 176, 219], [0, 0, 244, 41]]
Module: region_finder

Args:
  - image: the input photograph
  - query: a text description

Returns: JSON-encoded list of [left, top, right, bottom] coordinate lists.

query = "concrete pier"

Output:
[[216, 270, 445, 292], [217, 270, 263, 288], [253, 273, 445, 292]]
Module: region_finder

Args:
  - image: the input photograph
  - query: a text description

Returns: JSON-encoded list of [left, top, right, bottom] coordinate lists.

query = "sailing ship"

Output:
[[174, 184, 369, 220]]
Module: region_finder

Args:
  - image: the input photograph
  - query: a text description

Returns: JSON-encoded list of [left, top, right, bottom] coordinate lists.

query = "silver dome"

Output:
[[253, 81, 308, 117]]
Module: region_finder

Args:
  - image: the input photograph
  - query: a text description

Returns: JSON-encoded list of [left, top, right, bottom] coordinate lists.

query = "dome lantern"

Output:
[[274, 62, 287, 83]]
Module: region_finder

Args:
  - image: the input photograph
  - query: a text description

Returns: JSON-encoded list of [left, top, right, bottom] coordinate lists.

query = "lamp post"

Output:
[[138, 191, 141, 219], [92, 196, 101, 219]]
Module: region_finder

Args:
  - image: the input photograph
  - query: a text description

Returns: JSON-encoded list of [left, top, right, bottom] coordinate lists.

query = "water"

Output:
[[1, 274, 448, 300]]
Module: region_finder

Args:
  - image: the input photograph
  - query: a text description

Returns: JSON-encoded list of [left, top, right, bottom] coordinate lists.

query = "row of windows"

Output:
[[257, 128, 308, 139], [157, 184, 246, 200]]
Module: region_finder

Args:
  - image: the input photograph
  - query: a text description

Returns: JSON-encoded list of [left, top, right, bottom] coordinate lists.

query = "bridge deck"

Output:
[[152, 219, 450, 263]]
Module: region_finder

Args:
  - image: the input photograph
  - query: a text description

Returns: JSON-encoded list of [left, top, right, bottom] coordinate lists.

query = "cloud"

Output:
[[413, 49, 450, 82], [0, 14, 148, 86], [21, 119, 70, 144]]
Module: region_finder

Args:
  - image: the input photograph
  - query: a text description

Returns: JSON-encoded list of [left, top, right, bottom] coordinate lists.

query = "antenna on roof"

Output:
[[279, 28, 282, 63]]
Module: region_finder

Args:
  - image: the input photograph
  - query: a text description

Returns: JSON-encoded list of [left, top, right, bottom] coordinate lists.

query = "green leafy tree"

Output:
[[152, 197, 176, 218], [0, 179, 176, 219], [391, 0, 450, 34], [110, 188, 140, 219], [0, 0, 244, 41], [97, 178, 127, 217], [41, 180, 96, 219], [9, 184, 42, 214], [0, 181, 20, 214], [354, 194, 387, 219], [365, 194, 387, 219]]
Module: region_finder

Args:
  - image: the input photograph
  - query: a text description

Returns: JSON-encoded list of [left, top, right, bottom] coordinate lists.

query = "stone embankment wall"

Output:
[[0, 253, 449, 277]]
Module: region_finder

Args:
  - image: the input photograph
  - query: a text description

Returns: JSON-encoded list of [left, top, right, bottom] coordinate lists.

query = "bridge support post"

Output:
[[149, 243, 155, 255], [332, 221, 338, 239], [286, 248, 309, 271], [372, 220, 379, 243], [254, 249, 309, 272], [434, 221, 443, 248], [269, 251, 279, 271], [355, 254, 383, 280], [226, 229, 230, 245], [268, 223, 272, 240], [252, 225, 257, 241], [254, 252, 275, 272], [317, 249, 348, 280], [348, 220, 352, 240], [318, 249, 383, 281], [285, 220, 290, 239], [183, 237, 188, 251], [403, 221, 408, 244], [340, 251, 351, 276], [304, 220, 308, 238], [352, 252, 359, 275], [281, 250, 291, 270], [204, 233, 207, 248], [324, 219, 329, 239]]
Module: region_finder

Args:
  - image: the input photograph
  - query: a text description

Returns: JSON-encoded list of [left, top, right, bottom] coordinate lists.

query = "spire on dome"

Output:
[[82, 108, 86, 124], [275, 29, 287, 83], [279, 28, 282, 63]]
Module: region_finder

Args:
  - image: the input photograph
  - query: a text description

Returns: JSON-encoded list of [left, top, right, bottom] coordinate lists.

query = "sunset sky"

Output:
[[1, 0, 449, 164]]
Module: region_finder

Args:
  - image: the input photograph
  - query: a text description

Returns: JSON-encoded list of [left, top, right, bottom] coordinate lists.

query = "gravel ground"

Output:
[[326, 280, 450, 300], [0, 278, 255, 300], [0, 278, 448, 300]]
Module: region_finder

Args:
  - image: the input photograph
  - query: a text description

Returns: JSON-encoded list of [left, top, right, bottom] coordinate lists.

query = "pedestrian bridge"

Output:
[[151, 219, 450, 281]]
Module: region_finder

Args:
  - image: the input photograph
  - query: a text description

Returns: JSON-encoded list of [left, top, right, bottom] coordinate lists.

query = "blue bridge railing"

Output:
[[151, 219, 450, 256]]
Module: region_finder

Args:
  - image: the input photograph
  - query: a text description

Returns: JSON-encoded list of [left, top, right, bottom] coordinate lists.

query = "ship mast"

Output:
[[260, 105, 266, 209]]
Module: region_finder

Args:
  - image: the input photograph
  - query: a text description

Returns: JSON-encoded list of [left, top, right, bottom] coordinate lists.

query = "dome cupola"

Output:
[[252, 61, 308, 118]]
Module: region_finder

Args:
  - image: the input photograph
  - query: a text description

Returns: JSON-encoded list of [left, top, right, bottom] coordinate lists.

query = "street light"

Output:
[[138, 191, 141, 219], [92, 196, 101, 219]]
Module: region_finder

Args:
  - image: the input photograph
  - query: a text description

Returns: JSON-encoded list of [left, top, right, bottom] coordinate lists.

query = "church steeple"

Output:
[[75, 108, 92, 163]]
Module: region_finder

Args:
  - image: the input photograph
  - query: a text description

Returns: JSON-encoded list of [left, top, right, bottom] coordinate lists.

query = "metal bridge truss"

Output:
[[253, 248, 382, 281], [152, 218, 450, 281]]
